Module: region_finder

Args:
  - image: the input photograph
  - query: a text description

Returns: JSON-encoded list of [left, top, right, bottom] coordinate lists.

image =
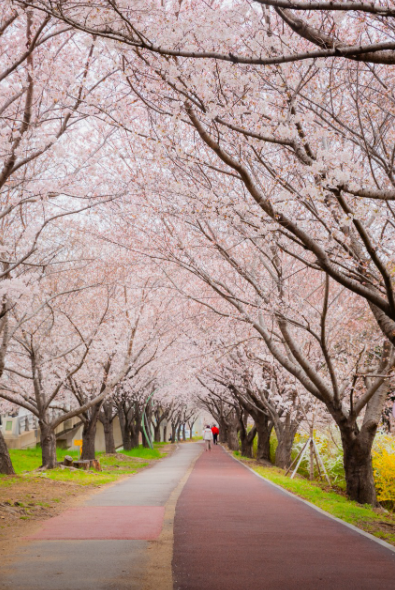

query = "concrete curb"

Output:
[[225, 447, 395, 556]]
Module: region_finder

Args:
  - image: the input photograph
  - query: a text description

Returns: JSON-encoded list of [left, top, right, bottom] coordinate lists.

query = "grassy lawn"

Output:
[[9, 448, 80, 474], [1, 445, 167, 487], [234, 453, 395, 546], [120, 447, 162, 459]]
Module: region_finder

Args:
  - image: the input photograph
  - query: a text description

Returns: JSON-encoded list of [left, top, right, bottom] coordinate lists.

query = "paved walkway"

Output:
[[4, 443, 395, 589], [173, 445, 395, 590], [1, 443, 202, 590]]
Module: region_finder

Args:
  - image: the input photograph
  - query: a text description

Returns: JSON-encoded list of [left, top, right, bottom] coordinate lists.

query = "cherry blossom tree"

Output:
[[24, 1, 395, 65], [212, 346, 306, 467], [71, 286, 168, 458], [0, 4, 131, 471], [57, 0, 395, 356], [0, 434, 14, 474], [0, 256, 141, 468], [2, 0, 394, 508], [141, 205, 393, 503]]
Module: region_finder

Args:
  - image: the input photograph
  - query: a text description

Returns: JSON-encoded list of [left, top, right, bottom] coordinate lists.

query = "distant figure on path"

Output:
[[203, 425, 213, 451], [211, 424, 219, 445]]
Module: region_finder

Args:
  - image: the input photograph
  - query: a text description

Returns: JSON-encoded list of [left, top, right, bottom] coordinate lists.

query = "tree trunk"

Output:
[[154, 423, 161, 443], [177, 424, 182, 442], [99, 400, 116, 454], [240, 438, 252, 458], [81, 419, 98, 461], [255, 417, 273, 462], [103, 419, 116, 454], [329, 384, 384, 505], [130, 423, 140, 448], [170, 424, 177, 443], [240, 426, 256, 458], [272, 415, 299, 470], [331, 342, 389, 505], [218, 419, 228, 443], [123, 430, 133, 450], [119, 408, 132, 451], [341, 429, 377, 505], [81, 403, 102, 461], [182, 424, 186, 441], [275, 428, 296, 469], [0, 429, 14, 475], [227, 423, 240, 451], [39, 422, 57, 469], [163, 424, 167, 442]]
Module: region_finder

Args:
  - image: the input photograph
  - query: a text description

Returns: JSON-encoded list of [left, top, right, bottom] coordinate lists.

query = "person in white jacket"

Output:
[[203, 425, 214, 451]]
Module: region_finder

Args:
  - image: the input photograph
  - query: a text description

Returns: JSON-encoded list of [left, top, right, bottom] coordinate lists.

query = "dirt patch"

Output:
[[0, 472, 148, 565], [159, 444, 174, 454], [0, 476, 105, 566], [108, 453, 148, 463], [364, 516, 395, 545]]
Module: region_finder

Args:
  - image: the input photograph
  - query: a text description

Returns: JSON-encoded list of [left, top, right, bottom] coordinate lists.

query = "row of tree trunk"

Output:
[[0, 398, 197, 476], [200, 387, 303, 471], [81, 398, 195, 459]]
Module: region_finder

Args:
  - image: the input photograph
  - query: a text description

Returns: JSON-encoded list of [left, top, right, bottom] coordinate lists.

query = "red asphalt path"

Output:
[[173, 445, 395, 590], [27, 506, 165, 540]]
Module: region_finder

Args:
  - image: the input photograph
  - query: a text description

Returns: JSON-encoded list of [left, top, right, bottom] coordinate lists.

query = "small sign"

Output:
[[74, 439, 82, 455]]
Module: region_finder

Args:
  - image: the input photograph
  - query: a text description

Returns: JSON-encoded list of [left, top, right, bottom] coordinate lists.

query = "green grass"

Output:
[[8, 447, 80, 473], [0, 476, 19, 489], [27, 470, 120, 486], [1, 445, 166, 487], [251, 432, 347, 488], [234, 454, 395, 546], [120, 447, 161, 459]]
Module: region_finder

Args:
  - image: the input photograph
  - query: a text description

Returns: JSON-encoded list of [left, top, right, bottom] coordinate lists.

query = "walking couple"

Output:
[[203, 424, 219, 451]]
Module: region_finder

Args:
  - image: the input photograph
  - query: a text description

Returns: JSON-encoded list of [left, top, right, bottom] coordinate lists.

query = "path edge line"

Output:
[[225, 447, 395, 556], [142, 442, 203, 590]]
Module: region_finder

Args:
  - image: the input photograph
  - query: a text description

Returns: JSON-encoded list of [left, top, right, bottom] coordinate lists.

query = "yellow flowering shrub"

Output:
[[279, 429, 395, 508], [373, 435, 395, 507]]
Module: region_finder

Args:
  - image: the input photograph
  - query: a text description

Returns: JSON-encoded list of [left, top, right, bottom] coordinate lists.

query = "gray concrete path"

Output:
[[1, 443, 202, 590]]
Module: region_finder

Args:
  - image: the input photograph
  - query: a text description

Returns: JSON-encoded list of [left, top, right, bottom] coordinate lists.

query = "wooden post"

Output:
[[313, 438, 331, 485], [309, 426, 314, 480], [286, 437, 310, 477], [290, 438, 311, 480]]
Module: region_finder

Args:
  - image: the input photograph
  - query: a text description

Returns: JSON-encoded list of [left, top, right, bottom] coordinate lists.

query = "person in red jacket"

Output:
[[211, 424, 219, 445]]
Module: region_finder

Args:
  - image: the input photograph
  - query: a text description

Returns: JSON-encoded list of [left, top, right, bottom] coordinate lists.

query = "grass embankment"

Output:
[[1, 445, 164, 487], [234, 452, 395, 547]]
